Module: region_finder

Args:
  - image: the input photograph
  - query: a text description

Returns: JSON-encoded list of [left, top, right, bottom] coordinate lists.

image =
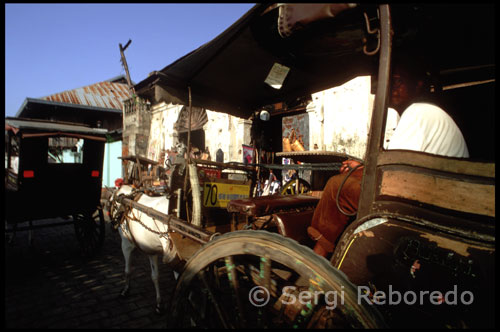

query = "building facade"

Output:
[[143, 102, 252, 165]]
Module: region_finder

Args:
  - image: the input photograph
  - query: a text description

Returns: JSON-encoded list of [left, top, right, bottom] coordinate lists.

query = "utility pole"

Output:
[[119, 39, 135, 94]]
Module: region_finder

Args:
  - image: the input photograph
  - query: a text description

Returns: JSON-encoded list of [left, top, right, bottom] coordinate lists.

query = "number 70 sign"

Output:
[[203, 182, 250, 208]]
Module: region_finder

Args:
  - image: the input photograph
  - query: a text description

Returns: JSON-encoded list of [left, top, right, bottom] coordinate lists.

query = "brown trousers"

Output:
[[310, 168, 364, 248]]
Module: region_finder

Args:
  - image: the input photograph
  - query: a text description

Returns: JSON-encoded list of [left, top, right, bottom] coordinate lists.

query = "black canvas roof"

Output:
[[134, 4, 494, 118]]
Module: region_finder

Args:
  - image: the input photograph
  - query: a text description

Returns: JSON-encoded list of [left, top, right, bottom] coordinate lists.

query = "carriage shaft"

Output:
[[117, 196, 213, 244]]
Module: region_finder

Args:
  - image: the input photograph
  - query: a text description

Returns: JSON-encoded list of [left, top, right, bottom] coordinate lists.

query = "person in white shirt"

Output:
[[307, 58, 469, 257], [388, 102, 469, 157], [386, 63, 468, 157]]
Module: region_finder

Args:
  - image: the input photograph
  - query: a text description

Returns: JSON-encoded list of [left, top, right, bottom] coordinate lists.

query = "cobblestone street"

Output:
[[5, 216, 177, 328]]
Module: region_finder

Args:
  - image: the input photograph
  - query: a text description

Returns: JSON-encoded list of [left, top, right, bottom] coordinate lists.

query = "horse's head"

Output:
[[108, 184, 135, 221]]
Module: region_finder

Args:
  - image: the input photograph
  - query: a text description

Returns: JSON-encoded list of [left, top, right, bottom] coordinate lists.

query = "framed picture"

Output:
[[242, 144, 254, 164]]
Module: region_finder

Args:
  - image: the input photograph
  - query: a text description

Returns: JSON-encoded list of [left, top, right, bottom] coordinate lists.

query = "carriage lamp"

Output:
[[260, 110, 270, 121]]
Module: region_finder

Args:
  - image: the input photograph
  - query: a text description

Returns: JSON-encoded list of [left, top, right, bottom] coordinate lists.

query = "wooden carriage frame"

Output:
[[114, 4, 494, 328]]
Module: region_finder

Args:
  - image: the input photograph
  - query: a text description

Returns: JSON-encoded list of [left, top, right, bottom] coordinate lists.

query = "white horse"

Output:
[[108, 184, 178, 313]]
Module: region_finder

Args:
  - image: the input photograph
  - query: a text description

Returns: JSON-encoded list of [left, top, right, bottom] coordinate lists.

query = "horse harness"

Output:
[[115, 192, 172, 253]]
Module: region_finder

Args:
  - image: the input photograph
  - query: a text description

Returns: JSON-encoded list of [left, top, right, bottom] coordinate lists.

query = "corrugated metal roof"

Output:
[[41, 80, 132, 110]]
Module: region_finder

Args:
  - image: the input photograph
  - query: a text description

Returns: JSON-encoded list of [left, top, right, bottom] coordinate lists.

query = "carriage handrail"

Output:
[[258, 163, 342, 172], [192, 158, 344, 172], [190, 158, 257, 173], [119, 154, 159, 166]]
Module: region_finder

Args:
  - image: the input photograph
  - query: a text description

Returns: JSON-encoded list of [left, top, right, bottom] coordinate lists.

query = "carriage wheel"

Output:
[[73, 208, 105, 258], [168, 230, 385, 328], [281, 178, 311, 195]]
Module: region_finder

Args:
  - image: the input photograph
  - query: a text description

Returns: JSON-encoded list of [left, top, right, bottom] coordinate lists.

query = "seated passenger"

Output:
[[309, 57, 469, 257]]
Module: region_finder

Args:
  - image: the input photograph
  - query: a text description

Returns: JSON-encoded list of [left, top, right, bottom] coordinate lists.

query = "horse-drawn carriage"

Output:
[[109, 4, 494, 328], [5, 117, 107, 257]]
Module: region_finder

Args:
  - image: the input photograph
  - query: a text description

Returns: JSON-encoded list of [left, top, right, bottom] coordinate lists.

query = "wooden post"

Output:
[[183, 86, 193, 201], [187, 86, 192, 161], [357, 4, 392, 218], [119, 39, 135, 95]]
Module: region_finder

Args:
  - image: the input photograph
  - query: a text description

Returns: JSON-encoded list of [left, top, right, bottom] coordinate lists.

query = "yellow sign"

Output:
[[203, 182, 250, 208]]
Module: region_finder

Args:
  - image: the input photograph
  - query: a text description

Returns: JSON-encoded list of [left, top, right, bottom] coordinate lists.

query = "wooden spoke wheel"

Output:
[[73, 208, 105, 258], [281, 178, 311, 195], [168, 230, 385, 328]]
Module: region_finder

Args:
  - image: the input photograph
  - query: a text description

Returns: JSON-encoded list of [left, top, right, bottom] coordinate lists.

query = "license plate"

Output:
[[203, 182, 250, 208]]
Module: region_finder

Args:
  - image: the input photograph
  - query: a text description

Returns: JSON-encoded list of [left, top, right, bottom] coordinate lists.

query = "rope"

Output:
[[336, 163, 364, 217]]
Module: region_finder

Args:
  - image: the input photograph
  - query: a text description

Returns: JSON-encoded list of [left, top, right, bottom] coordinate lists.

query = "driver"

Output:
[[308, 55, 470, 257]]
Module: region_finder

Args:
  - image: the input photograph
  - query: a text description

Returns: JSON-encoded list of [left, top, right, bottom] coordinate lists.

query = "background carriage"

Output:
[[110, 3, 494, 328], [5, 117, 107, 257]]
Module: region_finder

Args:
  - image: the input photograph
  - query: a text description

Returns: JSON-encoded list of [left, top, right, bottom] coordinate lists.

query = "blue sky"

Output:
[[5, 3, 255, 117]]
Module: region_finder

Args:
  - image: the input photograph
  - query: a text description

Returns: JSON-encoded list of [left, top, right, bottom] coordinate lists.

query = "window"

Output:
[[47, 137, 84, 164], [5, 133, 20, 173]]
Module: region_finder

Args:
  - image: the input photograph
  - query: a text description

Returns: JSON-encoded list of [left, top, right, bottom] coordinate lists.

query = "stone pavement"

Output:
[[5, 215, 177, 328]]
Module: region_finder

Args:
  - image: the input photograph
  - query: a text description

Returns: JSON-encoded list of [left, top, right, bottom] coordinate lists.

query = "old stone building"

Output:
[[121, 96, 152, 159], [306, 75, 399, 160], [145, 102, 251, 165]]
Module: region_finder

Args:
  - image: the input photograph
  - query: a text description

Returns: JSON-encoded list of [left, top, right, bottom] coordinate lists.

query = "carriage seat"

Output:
[[274, 209, 336, 257], [226, 194, 320, 217], [272, 209, 315, 247]]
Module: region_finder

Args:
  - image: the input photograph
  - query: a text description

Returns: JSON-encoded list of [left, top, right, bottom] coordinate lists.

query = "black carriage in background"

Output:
[[5, 117, 107, 257]]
